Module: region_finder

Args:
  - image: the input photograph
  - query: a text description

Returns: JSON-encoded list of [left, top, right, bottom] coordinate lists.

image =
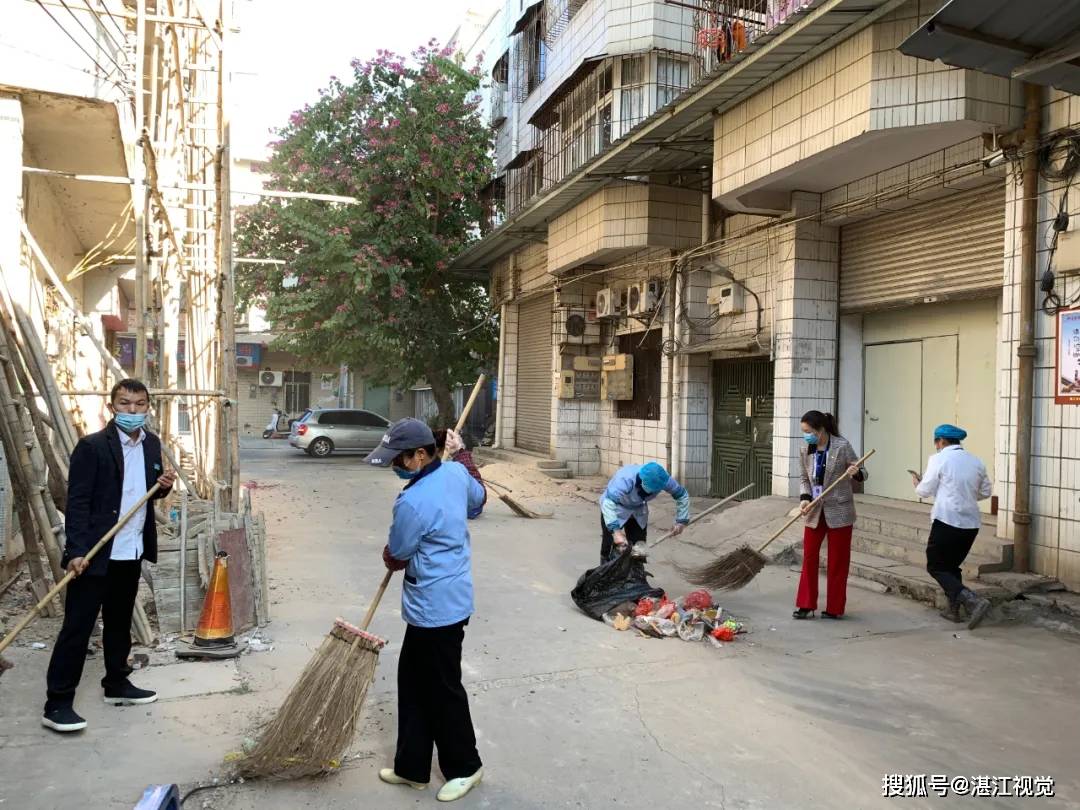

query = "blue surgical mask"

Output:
[[115, 412, 147, 432], [394, 467, 419, 481], [803, 432, 818, 445]]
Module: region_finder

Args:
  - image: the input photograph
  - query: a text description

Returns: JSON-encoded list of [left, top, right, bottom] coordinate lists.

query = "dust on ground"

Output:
[[475, 456, 606, 508]]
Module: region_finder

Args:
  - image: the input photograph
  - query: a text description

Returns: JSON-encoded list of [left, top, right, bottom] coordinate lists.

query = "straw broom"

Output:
[[676, 450, 875, 591], [0, 483, 162, 676], [239, 376, 488, 780]]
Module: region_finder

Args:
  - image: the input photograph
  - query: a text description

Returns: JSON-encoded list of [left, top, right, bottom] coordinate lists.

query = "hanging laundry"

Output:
[[732, 20, 747, 52]]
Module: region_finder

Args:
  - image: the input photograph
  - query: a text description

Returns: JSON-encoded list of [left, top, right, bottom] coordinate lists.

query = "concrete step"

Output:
[[854, 499, 1012, 576], [540, 467, 574, 480], [792, 546, 1009, 610], [536, 460, 568, 470]]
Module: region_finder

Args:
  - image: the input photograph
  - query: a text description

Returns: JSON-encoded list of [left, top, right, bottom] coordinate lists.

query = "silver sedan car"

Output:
[[289, 408, 391, 458]]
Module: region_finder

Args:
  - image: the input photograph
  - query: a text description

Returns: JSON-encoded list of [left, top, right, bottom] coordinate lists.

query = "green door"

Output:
[[711, 360, 774, 499], [363, 385, 391, 419]]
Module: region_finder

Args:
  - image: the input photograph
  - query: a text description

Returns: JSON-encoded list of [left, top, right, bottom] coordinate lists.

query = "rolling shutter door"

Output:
[[515, 294, 553, 454], [840, 184, 1005, 312]]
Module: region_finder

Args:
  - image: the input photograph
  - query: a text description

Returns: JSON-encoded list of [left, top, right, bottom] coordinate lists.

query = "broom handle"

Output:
[[360, 569, 394, 631], [442, 374, 487, 461], [649, 483, 754, 548], [756, 449, 875, 555], [0, 483, 162, 657]]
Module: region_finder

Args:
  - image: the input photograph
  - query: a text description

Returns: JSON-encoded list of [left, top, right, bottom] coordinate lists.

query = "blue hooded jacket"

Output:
[[601, 463, 690, 531], [388, 460, 486, 628]]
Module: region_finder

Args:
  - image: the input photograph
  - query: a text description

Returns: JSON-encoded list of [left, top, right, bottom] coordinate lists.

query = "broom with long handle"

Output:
[[677, 449, 876, 591], [0, 483, 162, 676], [240, 375, 488, 780], [647, 482, 755, 549]]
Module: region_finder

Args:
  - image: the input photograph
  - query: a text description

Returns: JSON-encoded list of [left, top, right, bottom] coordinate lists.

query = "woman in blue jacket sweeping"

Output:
[[365, 418, 487, 803], [600, 461, 690, 562]]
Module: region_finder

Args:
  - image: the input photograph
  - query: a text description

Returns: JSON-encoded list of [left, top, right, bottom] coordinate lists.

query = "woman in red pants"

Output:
[[793, 410, 868, 620]]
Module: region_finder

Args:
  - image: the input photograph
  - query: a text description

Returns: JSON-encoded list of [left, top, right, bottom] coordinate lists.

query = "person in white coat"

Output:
[[911, 424, 993, 629]]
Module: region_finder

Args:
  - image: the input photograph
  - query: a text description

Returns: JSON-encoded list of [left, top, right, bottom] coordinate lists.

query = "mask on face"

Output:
[[115, 412, 147, 432], [394, 467, 419, 481], [803, 432, 818, 445]]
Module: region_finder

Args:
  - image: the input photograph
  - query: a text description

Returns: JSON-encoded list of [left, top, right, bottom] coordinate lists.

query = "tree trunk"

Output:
[[427, 369, 456, 429]]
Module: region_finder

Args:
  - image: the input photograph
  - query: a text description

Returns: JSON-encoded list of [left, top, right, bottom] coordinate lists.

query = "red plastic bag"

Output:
[[711, 626, 735, 642], [634, 598, 656, 617], [682, 590, 713, 611]]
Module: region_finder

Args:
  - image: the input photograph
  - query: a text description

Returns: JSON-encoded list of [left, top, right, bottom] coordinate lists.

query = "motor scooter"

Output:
[[262, 408, 294, 439]]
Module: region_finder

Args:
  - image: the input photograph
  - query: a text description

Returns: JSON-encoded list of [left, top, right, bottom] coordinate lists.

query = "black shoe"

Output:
[[42, 705, 87, 733], [821, 611, 843, 620], [940, 602, 964, 623], [960, 589, 991, 630], [792, 608, 815, 620], [103, 680, 157, 706]]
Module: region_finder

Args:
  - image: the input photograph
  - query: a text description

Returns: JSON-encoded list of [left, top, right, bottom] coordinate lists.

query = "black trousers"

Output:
[[395, 619, 482, 784], [599, 516, 647, 563], [45, 559, 141, 710], [926, 520, 979, 603]]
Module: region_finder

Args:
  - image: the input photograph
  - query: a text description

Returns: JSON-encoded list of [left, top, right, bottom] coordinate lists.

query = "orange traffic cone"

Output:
[[195, 551, 235, 647]]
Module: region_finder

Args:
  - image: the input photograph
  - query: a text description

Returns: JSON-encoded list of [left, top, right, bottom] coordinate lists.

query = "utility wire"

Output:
[[33, 0, 128, 89], [59, 0, 128, 73]]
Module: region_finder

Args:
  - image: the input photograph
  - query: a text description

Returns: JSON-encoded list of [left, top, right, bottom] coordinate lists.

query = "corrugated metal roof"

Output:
[[452, 0, 909, 274], [900, 0, 1080, 94]]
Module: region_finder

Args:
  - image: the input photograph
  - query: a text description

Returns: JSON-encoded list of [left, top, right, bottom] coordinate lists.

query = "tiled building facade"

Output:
[[455, 0, 1080, 589]]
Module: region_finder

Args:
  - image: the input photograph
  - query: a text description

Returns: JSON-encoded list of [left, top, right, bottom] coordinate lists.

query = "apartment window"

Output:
[[620, 56, 647, 130], [616, 329, 662, 421], [657, 56, 691, 107], [490, 52, 510, 127]]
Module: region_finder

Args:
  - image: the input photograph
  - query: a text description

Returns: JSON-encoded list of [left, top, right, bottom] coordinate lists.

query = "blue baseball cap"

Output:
[[364, 418, 436, 466]]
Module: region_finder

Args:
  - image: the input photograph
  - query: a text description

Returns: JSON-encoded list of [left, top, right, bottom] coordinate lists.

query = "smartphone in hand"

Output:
[[907, 469, 921, 482]]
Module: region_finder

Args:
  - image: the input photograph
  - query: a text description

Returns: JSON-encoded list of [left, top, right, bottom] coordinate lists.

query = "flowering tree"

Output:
[[236, 44, 496, 425]]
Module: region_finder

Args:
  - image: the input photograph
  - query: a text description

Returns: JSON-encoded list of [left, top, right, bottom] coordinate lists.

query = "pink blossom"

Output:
[[391, 284, 405, 299], [436, 103, 450, 114]]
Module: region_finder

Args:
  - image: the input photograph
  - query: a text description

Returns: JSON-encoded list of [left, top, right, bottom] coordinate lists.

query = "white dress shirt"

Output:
[[111, 426, 148, 560], [915, 444, 992, 530]]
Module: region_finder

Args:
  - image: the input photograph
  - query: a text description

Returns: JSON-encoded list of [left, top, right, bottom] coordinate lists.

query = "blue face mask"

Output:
[[115, 412, 147, 432], [394, 466, 419, 481], [803, 432, 818, 445]]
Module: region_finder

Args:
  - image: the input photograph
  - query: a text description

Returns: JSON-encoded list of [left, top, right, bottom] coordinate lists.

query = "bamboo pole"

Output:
[[134, 0, 149, 381], [19, 222, 197, 495], [0, 347, 64, 583]]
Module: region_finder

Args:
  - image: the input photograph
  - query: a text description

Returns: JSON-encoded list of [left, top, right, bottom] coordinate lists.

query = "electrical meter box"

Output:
[[557, 370, 600, 400], [601, 354, 634, 400], [707, 283, 744, 315]]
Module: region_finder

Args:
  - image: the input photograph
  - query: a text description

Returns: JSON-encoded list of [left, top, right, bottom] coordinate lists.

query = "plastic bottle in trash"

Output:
[[169, 506, 179, 523]]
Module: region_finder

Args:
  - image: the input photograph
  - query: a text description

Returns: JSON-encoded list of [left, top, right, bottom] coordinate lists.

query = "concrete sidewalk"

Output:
[[1, 442, 1078, 809]]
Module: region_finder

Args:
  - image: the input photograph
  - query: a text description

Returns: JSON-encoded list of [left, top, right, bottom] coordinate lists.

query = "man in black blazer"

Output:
[[42, 378, 175, 733]]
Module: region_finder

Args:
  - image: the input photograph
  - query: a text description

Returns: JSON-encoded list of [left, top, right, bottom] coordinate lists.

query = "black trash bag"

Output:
[[571, 549, 665, 621]]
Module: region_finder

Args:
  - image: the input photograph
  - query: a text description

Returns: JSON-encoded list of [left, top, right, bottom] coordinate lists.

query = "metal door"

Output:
[[363, 385, 391, 419], [863, 342, 922, 500], [711, 360, 773, 498], [515, 294, 553, 454]]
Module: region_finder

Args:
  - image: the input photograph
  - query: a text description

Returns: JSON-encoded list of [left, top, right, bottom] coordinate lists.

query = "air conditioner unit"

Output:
[[595, 287, 617, 318], [236, 356, 255, 368], [259, 370, 284, 387], [627, 280, 661, 316]]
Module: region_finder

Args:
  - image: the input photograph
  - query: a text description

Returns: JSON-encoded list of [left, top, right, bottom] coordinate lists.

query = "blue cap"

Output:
[[638, 462, 670, 494], [934, 424, 967, 441], [364, 418, 436, 466]]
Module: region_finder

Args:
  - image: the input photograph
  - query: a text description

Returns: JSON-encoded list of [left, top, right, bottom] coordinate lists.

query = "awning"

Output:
[[679, 331, 772, 356], [505, 149, 539, 171], [527, 54, 609, 127], [510, 1, 542, 36], [899, 0, 1080, 95]]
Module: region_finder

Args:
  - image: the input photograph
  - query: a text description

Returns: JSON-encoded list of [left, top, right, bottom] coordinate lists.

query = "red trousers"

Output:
[[795, 519, 853, 615]]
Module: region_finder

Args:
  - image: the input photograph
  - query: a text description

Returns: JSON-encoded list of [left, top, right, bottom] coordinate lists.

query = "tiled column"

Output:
[[772, 192, 840, 497], [498, 302, 519, 447], [677, 353, 712, 496]]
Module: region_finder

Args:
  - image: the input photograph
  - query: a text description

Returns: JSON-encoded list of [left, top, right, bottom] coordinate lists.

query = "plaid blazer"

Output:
[[799, 434, 867, 530]]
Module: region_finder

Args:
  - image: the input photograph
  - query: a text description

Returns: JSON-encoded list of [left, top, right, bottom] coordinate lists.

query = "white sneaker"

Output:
[[378, 768, 427, 790], [437, 768, 483, 802]]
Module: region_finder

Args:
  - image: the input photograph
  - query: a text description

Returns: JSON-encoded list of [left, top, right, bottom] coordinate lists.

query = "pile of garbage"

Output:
[[600, 589, 746, 647]]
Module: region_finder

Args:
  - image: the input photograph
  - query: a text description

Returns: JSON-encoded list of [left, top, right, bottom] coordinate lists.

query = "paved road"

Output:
[[2, 440, 1079, 809]]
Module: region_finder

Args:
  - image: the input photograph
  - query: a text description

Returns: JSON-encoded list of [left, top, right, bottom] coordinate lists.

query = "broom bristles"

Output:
[[238, 621, 386, 780], [674, 544, 767, 591]]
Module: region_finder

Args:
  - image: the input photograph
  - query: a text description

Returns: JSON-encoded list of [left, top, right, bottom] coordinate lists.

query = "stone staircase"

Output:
[[793, 496, 1014, 609], [537, 459, 573, 480]]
